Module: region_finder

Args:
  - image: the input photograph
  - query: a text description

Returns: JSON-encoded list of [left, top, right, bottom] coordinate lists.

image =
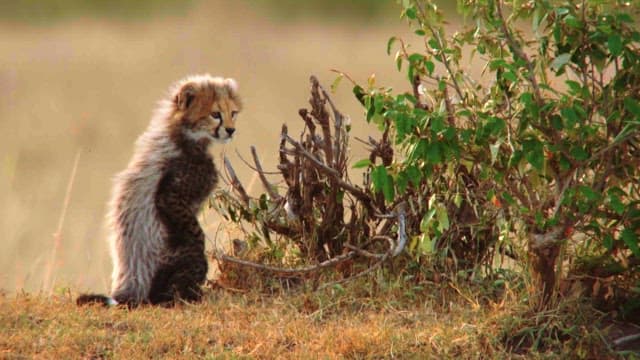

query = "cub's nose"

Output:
[[225, 128, 235, 136]]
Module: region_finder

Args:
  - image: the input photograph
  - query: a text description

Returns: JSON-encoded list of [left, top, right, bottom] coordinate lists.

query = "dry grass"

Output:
[[0, 275, 620, 359]]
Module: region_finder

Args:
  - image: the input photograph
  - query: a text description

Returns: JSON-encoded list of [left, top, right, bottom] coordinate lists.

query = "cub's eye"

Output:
[[211, 112, 222, 120], [231, 111, 238, 119]]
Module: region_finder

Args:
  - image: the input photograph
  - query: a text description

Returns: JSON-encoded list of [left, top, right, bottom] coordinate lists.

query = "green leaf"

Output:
[[486, 189, 495, 202], [352, 158, 372, 169], [405, 7, 417, 20], [371, 165, 386, 191], [523, 139, 544, 171], [405, 165, 422, 186], [425, 60, 435, 75], [578, 186, 599, 201], [556, 153, 569, 171], [436, 207, 450, 232], [519, 92, 534, 107], [502, 192, 516, 205], [387, 36, 397, 55], [408, 139, 427, 163], [502, 71, 518, 83], [608, 193, 625, 215], [385, 175, 395, 202], [621, 228, 640, 257], [564, 15, 581, 28], [396, 172, 409, 194], [353, 85, 366, 105], [330, 74, 343, 93], [608, 34, 623, 57], [624, 98, 640, 117], [372, 165, 394, 202], [565, 80, 582, 95], [428, 38, 440, 51], [617, 13, 633, 23], [393, 113, 412, 141], [374, 94, 384, 113], [550, 115, 563, 130], [487, 116, 506, 136], [408, 53, 424, 64], [420, 208, 437, 232], [489, 141, 501, 165], [550, 53, 572, 72], [454, 193, 463, 208], [426, 142, 442, 164], [418, 233, 435, 254], [570, 146, 589, 161], [535, 211, 544, 227], [561, 107, 580, 127], [603, 233, 614, 251]]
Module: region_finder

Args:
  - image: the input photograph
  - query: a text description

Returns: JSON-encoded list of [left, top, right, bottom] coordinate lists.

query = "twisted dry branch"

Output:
[[251, 146, 281, 200], [224, 156, 250, 206], [215, 204, 408, 276]]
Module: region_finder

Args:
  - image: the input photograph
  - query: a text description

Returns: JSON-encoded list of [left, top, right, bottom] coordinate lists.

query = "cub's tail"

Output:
[[76, 294, 118, 307]]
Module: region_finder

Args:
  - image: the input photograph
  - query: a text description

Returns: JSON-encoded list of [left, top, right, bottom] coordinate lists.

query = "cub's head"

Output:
[[171, 74, 242, 145]]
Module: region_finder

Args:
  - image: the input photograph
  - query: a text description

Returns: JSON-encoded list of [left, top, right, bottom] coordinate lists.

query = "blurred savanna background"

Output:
[[0, 0, 464, 294]]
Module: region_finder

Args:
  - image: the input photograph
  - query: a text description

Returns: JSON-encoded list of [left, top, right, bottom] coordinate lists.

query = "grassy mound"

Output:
[[1, 277, 632, 358]]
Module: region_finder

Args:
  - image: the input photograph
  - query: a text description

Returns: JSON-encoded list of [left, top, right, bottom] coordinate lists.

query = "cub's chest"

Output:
[[165, 154, 218, 205]]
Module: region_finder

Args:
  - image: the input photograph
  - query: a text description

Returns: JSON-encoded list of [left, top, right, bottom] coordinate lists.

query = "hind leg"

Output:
[[148, 250, 208, 306]]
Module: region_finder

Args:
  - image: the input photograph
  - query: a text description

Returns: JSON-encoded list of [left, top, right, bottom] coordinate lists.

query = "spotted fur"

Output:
[[77, 74, 241, 307]]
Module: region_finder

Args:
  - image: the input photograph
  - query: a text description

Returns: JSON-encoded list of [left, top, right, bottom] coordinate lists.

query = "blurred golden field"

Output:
[[0, 0, 419, 294]]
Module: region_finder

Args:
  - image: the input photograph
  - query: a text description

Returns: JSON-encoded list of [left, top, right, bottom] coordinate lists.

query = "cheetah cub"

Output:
[[77, 74, 242, 307]]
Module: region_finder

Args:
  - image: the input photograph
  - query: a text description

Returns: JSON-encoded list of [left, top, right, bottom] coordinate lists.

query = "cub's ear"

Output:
[[175, 83, 197, 111], [224, 78, 239, 93]]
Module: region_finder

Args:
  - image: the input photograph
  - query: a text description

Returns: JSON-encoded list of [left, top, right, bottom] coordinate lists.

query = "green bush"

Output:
[[359, 0, 640, 308]]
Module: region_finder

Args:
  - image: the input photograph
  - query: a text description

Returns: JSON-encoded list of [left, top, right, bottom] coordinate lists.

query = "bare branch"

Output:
[[283, 134, 373, 207], [530, 226, 564, 250], [329, 69, 358, 86], [614, 333, 640, 348], [495, 0, 543, 106], [234, 149, 280, 175], [393, 202, 408, 256], [251, 146, 281, 200], [412, 75, 430, 111], [278, 124, 295, 189], [298, 109, 316, 134], [413, 3, 465, 103], [314, 75, 346, 166], [216, 225, 402, 277], [223, 156, 250, 206], [317, 235, 396, 290], [309, 76, 334, 168], [216, 250, 355, 276]]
